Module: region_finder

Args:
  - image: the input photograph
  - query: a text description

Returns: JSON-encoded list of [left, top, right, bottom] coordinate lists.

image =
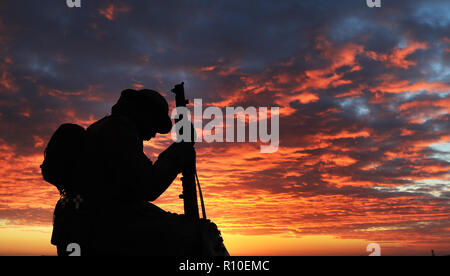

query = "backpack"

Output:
[[41, 124, 86, 193]]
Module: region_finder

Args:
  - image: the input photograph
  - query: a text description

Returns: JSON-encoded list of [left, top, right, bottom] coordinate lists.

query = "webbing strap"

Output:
[[195, 171, 207, 219]]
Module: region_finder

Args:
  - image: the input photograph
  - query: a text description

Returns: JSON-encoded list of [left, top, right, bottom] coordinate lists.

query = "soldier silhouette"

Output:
[[44, 88, 226, 256]]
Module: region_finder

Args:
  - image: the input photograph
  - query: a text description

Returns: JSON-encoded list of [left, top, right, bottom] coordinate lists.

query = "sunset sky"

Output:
[[0, 0, 449, 256]]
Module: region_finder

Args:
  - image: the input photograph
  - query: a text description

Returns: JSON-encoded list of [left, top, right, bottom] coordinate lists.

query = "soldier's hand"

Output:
[[160, 142, 196, 172]]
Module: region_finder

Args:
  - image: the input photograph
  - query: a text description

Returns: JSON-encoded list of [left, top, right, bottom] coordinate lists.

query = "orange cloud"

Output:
[[291, 92, 320, 104], [0, 71, 16, 91], [298, 39, 363, 91], [38, 84, 104, 101], [132, 83, 144, 89], [278, 57, 296, 67], [316, 129, 371, 140], [370, 74, 450, 94], [442, 37, 450, 52], [0, 59, 18, 92], [336, 84, 367, 98], [365, 40, 428, 69], [399, 98, 450, 112], [99, 3, 131, 21], [217, 65, 240, 76], [0, 141, 57, 217], [273, 38, 365, 115], [200, 65, 217, 72]]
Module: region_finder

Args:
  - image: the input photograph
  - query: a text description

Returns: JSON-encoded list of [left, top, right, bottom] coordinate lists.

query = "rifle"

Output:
[[171, 82, 206, 220], [171, 83, 229, 256]]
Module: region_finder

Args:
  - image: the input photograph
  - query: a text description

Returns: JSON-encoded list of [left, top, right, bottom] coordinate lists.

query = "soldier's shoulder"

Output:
[[87, 115, 139, 142], [87, 116, 112, 132]]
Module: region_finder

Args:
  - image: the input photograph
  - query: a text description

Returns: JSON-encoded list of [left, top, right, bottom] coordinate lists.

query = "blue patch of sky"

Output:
[[374, 179, 449, 198], [427, 61, 450, 83], [28, 56, 58, 78], [329, 16, 372, 42], [428, 142, 450, 163], [430, 142, 450, 153], [413, 2, 450, 28], [339, 98, 370, 116]]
